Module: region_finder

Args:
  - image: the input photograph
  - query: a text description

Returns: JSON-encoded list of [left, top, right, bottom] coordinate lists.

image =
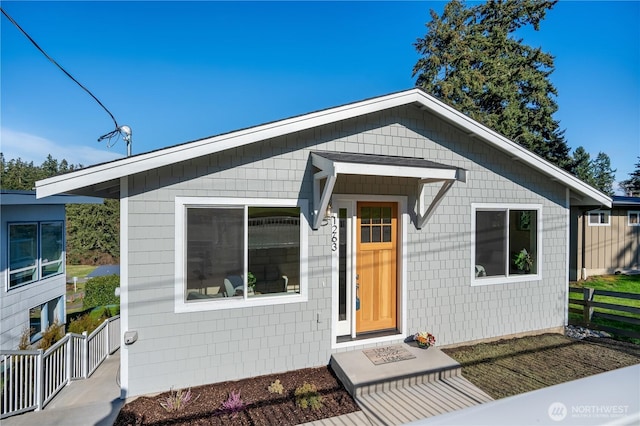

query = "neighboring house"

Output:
[[0, 190, 102, 350], [570, 195, 640, 280], [36, 89, 610, 398]]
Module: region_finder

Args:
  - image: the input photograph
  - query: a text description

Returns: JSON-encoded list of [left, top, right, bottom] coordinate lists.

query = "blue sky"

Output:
[[1, 1, 639, 190]]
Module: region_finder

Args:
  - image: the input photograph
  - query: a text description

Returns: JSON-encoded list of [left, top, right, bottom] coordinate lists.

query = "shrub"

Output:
[[159, 387, 199, 412], [90, 305, 120, 320], [268, 379, 284, 394], [38, 321, 63, 350], [294, 382, 323, 410], [83, 274, 120, 309], [67, 314, 104, 334], [67, 305, 119, 334], [221, 390, 245, 417], [17, 326, 31, 350]]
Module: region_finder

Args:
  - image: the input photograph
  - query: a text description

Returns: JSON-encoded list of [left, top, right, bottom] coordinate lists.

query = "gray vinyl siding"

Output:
[[124, 104, 568, 396]]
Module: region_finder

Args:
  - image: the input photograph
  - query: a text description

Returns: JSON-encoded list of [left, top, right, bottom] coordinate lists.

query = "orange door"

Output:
[[356, 202, 397, 333]]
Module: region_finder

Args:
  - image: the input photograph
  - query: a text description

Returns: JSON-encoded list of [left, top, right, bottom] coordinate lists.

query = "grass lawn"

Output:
[[569, 274, 640, 343], [571, 274, 640, 294], [65, 264, 97, 316], [66, 264, 97, 278], [443, 333, 640, 399]]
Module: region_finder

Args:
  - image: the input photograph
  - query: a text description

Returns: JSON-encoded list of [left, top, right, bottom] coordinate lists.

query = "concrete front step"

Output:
[[329, 343, 494, 425], [330, 344, 461, 396]]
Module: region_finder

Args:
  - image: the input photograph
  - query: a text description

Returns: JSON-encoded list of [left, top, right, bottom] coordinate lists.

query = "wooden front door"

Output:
[[356, 202, 397, 333]]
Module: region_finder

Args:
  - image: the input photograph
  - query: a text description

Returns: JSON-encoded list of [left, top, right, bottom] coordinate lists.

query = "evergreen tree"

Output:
[[413, 0, 571, 169], [66, 200, 120, 265], [571, 146, 594, 186], [0, 157, 39, 190], [591, 152, 616, 196], [620, 157, 640, 196], [0, 153, 119, 264]]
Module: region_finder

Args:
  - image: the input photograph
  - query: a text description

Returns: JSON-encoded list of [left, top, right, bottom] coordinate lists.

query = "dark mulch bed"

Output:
[[113, 366, 360, 426], [115, 334, 640, 425]]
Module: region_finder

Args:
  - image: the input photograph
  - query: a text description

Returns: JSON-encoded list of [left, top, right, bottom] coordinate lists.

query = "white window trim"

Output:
[[588, 210, 610, 227], [174, 197, 308, 313], [628, 211, 640, 227], [471, 203, 543, 286]]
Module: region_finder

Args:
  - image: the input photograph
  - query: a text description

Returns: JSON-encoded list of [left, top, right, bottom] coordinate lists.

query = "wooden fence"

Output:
[[568, 287, 640, 339]]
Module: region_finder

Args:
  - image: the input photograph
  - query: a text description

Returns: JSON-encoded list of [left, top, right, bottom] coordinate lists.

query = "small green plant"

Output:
[[221, 390, 245, 418], [247, 272, 257, 289], [268, 379, 284, 394], [294, 382, 323, 410], [159, 387, 199, 412], [38, 321, 64, 350], [513, 248, 533, 272]]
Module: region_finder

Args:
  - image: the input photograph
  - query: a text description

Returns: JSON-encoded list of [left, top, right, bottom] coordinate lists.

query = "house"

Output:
[[570, 195, 640, 280], [0, 190, 102, 350], [35, 88, 611, 398]]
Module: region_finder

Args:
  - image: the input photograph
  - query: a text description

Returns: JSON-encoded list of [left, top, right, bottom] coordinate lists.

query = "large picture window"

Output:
[[8, 221, 65, 289], [472, 204, 541, 285], [176, 197, 308, 312]]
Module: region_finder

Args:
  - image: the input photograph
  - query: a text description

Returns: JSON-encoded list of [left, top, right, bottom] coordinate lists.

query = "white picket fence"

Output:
[[0, 315, 120, 419]]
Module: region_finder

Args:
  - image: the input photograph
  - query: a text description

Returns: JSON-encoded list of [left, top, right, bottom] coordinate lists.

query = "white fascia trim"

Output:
[[35, 88, 611, 208], [35, 91, 420, 198], [412, 91, 612, 208], [333, 161, 458, 180]]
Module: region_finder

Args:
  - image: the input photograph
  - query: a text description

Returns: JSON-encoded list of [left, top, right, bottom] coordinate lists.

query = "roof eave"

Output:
[[411, 91, 612, 208], [35, 88, 612, 208]]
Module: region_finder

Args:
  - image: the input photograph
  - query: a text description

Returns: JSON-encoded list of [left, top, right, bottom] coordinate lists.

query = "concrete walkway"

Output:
[[3, 350, 123, 426]]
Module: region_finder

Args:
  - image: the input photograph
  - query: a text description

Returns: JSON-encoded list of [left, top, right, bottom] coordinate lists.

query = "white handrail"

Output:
[[0, 315, 120, 419]]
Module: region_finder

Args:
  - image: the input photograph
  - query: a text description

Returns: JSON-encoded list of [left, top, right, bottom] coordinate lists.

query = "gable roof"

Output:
[[35, 88, 611, 208]]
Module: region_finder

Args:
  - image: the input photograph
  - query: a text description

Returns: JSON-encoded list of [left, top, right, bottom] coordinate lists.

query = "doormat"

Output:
[[362, 345, 416, 365]]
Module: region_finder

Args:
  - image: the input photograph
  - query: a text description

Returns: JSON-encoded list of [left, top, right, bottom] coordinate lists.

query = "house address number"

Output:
[[331, 216, 338, 252]]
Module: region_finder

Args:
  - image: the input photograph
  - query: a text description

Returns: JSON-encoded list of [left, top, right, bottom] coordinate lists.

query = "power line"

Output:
[[1, 7, 131, 153]]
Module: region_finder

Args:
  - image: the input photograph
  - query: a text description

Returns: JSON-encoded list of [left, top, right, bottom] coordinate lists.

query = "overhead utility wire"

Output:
[[1, 7, 130, 151]]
